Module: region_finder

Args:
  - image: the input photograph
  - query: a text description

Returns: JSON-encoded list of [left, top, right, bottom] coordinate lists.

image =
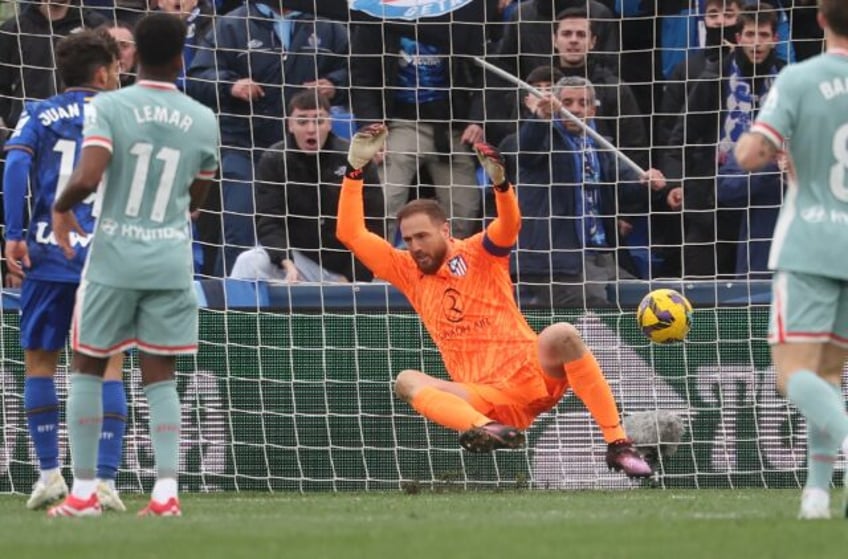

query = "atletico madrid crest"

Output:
[[448, 255, 467, 277]]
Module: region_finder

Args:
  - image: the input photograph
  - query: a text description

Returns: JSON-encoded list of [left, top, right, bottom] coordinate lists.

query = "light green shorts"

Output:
[[72, 280, 199, 357], [769, 270, 848, 347]]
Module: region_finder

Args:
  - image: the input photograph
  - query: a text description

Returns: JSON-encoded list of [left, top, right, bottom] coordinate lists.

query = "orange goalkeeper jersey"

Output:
[[337, 176, 538, 385]]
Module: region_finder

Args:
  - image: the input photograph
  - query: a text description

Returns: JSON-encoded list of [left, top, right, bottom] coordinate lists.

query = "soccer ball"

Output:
[[636, 289, 693, 344]]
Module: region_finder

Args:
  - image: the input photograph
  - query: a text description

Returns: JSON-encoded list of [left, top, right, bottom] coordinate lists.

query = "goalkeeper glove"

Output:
[[474, 142, 509, 192], [347, 123, 388, 171]]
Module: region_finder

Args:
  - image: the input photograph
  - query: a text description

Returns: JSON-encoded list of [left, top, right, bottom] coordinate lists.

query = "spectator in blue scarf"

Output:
[[513, 76, 671, 306], [659, 5, 785, 278]]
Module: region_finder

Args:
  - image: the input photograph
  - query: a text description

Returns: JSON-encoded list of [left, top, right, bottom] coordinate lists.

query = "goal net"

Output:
[[0, 0, 825, 493]]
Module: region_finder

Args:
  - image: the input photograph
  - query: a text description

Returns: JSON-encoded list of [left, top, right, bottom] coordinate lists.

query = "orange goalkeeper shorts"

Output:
[[460, 358, 569, 430]]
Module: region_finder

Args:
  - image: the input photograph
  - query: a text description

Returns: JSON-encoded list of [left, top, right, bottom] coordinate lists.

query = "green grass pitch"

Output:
[[1, 490, 846, 558]]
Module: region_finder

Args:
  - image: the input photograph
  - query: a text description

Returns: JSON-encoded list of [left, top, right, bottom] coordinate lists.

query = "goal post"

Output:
[[0, 0, 820, 493]]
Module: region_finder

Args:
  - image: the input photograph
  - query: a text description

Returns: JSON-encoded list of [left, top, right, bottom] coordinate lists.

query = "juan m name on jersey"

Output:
[[37, 102, 82, 127]]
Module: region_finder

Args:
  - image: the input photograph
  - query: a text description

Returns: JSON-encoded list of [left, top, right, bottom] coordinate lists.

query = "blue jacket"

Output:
[[186, 2, 348, 149], [513, 118, 645, 277], [717, 151, 783, 278], [172, 2, 214, 92]]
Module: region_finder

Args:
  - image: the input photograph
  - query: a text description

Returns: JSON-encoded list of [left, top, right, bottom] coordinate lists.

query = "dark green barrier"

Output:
[[0, 307, 810, 492]]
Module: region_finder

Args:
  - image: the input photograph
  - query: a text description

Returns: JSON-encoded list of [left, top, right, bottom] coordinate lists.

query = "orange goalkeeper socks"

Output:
[[410, 386, 492, 432], [564, 352, 626, 443]]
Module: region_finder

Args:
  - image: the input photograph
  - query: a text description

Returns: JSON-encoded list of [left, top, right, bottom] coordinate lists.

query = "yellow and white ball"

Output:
[[636, 289, 693, 344]]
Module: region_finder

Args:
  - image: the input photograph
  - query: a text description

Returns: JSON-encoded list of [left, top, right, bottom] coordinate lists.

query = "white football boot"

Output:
[[799, 488, 831, 520], [96, 480, 127, 512], [27, 470, 69, 510]]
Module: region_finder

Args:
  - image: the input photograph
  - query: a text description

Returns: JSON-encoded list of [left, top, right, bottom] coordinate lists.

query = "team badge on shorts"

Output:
[[448, 255, 468, 277], [349, 0, 474, 20]]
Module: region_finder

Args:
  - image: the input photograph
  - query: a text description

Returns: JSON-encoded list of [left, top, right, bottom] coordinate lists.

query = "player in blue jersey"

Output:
[[48, 13, 218, 518], [2, 30, 128, 512], [736, 0, 848, 519]]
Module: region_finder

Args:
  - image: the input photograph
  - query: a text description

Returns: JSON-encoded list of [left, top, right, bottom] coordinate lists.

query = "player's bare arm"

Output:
[[189, 178, 213, 212], [4, 240, 30, 278], [734, 131, 778, 172], [52, 145, 111, 259]]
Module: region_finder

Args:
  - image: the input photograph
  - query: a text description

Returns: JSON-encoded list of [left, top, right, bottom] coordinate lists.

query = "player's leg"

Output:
[[537, 322, 623, 440], [20, 279, 79, 509], [772, 339, 839, 519], [49, 281, 137, 517], [771, 271, 848, 443], [799, 423, 837, 519], [96, 353, 127, 512], [137, 352, 182, 517], [829, 280, 848, 519], [134, 286, 199, 517], [537, 322, 652, 477], [394, 370, 524, 452], [23, 350, 66, 509], [796, 342, 847, 519], [395, 370, 492, 430], [770, 271, 848, 518], [47, 351, 109, 518]]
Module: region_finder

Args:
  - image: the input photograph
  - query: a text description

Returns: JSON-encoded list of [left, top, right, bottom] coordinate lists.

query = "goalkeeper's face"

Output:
[[400, 213, 451, 275]]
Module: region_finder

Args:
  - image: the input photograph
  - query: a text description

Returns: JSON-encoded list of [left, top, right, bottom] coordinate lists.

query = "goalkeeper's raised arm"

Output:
[[336, 124, 398, 280], [474, 142, 521, 251]]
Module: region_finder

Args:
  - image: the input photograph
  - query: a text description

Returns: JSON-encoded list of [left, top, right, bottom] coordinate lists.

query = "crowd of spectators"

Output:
[[0, 0, 826, 305]]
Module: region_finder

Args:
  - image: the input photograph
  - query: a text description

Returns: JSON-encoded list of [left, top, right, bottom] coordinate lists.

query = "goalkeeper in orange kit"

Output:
[[337, 124, 652, 477]]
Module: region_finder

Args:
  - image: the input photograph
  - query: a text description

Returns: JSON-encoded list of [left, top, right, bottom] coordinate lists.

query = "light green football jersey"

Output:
[[81, 80, 218, 289], [752, 52, 848, 280]]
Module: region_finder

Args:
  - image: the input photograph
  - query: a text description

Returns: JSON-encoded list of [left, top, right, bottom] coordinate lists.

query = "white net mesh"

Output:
[[0, 0, 830, 492]]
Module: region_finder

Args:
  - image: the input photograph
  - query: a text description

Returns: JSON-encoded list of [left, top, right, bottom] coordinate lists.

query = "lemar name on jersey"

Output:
[[132, 105, 194, 132]]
